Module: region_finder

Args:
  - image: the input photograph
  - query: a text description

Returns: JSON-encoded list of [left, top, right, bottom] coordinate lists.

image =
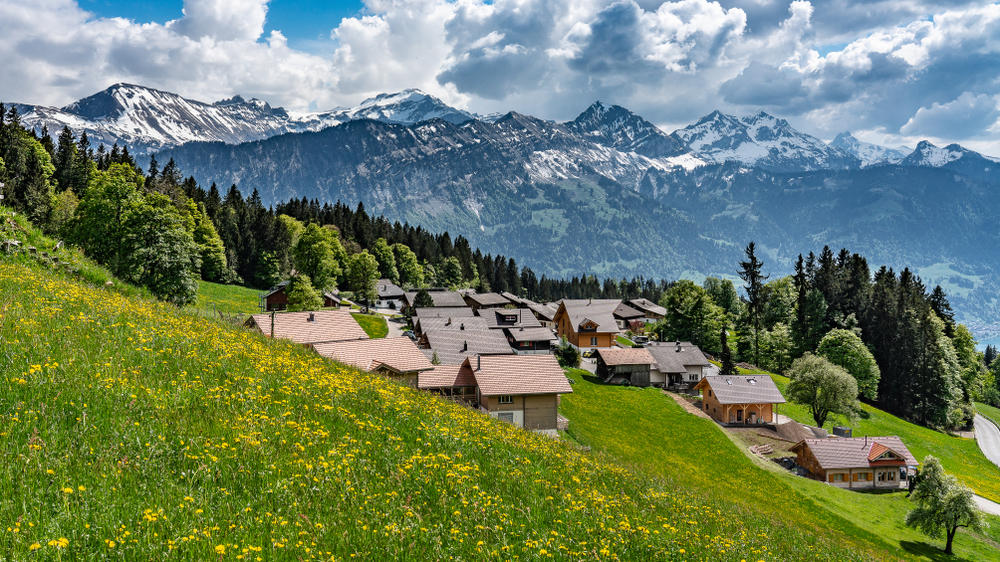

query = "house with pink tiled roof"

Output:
[[469, 354, 572, 435]]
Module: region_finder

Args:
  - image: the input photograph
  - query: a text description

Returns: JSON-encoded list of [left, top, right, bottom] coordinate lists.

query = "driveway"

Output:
[[974, 414, 1000, 468]]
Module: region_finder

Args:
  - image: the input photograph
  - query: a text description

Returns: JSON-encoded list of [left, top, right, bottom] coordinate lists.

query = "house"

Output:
[[402, 289, 467, 312], [553, 299, 620, 350], [646, 341, 712, 389], [464, 292, 512, 310], [613, 302, 645, 330], [790, 437, 919, 489], [259, 280, 291, 311], [423, 328, 514, 365], [415, 315, 490, 338], [417, 363, 478, 404], [628, 298, 667, 322], [245, 310, 368, 345], [500, 291, 526, 307], [412, 307, 478, 336], [595, 348, 655, 386], [375, 279, 406, 310], [322, 291, 344, 308], [311, 336, 433, 388], [469, 354, 572, 434], [694, 375, 786, 424], [480, 308, 542, 330], [524, 300, 557, 328], [505, 327, 557, 354]]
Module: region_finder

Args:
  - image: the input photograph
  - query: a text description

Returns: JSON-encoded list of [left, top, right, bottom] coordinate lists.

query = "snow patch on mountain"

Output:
[[829, 132, 907, 167], [902, 141, 970, 167]]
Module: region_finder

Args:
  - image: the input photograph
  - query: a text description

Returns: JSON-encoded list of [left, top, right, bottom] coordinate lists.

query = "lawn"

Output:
[[768, 373, 1000, 504], [194, 280, 261, 316], [559, 373, 1000, 560], [351, 312, 388, 338], [615, 335, 634, 347], [976, 402, 1000, 426]]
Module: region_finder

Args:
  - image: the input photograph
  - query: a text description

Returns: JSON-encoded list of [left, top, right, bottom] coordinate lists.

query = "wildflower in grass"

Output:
[[29, 543, 41, 551], [215, 544, 226, 554], [61, 487, 73, 494]]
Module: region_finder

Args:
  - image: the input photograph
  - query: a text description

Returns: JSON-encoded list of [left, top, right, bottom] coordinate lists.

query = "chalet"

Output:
[[311, 336, 433, 388], [500, 291, 526, 307], [790, 437, 919, 489], [374, 279, 406, 310], [423, 328, 514, 365], [322, 291, 345, 308], [612, 302, 645, 330], [505, 327, 556, 354], [417, 363, 478, 405], [464, 292, 512, 310], [595, 347, 655, 386], [524, 300, 557, 328], [259, 280, 291, 312], [628, 298, 667, 322], [415, 315, 490, 339], [646, 341, 712, 389], [695, 375, 786, 425], [470, 354, 572, 434], [245, 310, 368, 345], [402, 289, 467, 312], [553, 299, 620, 350], [480, 308, 542, 330], [414, 307, 477, 319]]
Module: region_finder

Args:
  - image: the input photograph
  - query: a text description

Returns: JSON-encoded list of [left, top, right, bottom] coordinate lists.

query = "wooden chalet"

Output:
[[312, 336, 433, 387], [553, 299, 620, 350], [245, 310, 368, 345], [646, 341, 712, 389], [259, 280, 291, 311], [628, 298, 667, 322], [505, 327, 556, 354], [463, 292, 512, 310], [402, 289, 467, 313], [524, 300, 557, 328], [790, 437, 918, 489], [480, 308, 542, 330], [469, 354, 572, 434], [595, 347, 655, 386], [612, 302, 645, 330], [418, 363, 478, 404], [695, 375, 786, 425]]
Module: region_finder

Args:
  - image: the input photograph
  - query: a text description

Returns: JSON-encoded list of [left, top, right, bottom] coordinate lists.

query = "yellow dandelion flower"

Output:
[[215, 544, 226, 554], [29, 543, 41, 551]]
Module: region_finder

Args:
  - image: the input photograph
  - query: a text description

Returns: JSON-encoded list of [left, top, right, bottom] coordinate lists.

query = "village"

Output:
[[248, 278, 921, 491]]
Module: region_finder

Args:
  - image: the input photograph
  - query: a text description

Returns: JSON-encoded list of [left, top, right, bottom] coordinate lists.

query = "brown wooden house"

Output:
[[595, 347, 655, 386], [553, 299, 620, 350], [505, 327, 556, 354], [470, 354, 572, 434], [418, 363, 478, 404], [790, 437, 918, 489], [694, 375, 786, 425], [260, 280, 291, 311]]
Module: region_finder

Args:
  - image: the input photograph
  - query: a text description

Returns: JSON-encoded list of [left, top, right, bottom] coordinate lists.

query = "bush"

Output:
[[555, 338, 580, 368]]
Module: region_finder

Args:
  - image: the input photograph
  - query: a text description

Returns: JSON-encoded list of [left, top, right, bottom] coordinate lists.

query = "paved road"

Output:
[[974, 414, 1000, 468], [973, 494, 1000, 516]]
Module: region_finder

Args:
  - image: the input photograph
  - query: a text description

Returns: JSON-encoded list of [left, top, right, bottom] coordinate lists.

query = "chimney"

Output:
[[308, 312, 315, 322], [675, 341, 681, 352], [477, 354, 481, 370], [446, 317, 451, 326], [463, 340, 468, 351], [460, 323, 465, 330]]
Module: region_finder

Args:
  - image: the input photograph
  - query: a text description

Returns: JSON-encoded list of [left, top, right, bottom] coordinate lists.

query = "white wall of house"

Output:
[[488, 409, 524, 427]]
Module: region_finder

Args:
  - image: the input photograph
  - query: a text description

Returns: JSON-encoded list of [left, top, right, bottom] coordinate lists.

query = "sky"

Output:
[[3, 0, 1000, 155]]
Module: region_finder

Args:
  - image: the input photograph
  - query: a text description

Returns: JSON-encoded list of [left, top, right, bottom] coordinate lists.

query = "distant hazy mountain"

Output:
[[830, 132, 907, 166], [565, 101, 688, 158]]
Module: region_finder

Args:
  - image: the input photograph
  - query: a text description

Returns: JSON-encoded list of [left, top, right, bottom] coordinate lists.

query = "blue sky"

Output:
[[3, 0, 1000, 155]]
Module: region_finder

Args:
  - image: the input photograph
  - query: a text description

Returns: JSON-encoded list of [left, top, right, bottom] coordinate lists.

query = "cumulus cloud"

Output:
[[901, 92, 1000, 138]]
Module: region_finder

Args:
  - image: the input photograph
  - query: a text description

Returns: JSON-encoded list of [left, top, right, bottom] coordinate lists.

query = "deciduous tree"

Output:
[[817, 329, 881, 401], [906, 456, 985, 555], [786, 353, 859, 428]]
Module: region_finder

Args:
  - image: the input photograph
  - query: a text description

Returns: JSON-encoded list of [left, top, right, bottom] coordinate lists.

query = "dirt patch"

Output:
[[665, 391, 712, 420]]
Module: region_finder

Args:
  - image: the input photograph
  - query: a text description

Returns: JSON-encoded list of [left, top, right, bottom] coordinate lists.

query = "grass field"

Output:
[[615, 335, 634, 348], [559, 373, 1000, 560], [194, 280, 261, 316], [976, 402, 1000, 426], [767, 373, 1000, 504], [351, 312, 388, 338]]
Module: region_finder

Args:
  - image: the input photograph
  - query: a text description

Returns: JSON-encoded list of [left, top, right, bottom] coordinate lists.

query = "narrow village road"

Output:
[[974, 414, 1000, 468]]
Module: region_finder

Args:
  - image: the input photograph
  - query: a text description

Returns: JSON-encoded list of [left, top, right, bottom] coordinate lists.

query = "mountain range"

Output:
[[10, 84, 1000, 339]]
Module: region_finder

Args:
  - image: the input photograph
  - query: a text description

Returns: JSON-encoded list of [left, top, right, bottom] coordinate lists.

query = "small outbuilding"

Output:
[[595, 347, 655, 386]]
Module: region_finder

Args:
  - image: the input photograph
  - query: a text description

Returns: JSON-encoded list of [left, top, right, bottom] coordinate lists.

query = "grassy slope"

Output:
[[559, 374, 1000, 561], [351, 312, 389, 339], [195, 280, 261, 316], [0, 257, 883, 560], [766, 373, 1000, 504], [976, 402, 1000, 426]]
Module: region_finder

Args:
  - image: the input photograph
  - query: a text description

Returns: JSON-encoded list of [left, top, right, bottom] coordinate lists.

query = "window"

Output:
[[831, 473, 845, 482], [497, 412, 514, 423], [498, 395, 513, 404], [689, 373, 699, 381], [590, 336, 598, 346]]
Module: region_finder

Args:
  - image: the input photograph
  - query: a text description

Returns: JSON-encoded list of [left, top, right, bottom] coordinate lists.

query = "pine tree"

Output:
[[738, 241, 769, 366], [720, 327, 737, 377]]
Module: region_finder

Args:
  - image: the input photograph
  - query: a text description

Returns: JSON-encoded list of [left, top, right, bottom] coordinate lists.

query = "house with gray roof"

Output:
[[422, 328, 514, 365], [628, 298, 667, 321], [375, 279, 406, 310], [464, 292, 512, 310], [791, 437, 918, 489], [694, 375, 786, 425], [553, 299, 621, 350], [646, 341, 712, 389]]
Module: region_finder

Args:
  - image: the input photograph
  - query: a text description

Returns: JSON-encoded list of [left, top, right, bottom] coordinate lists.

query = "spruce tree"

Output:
[[738, 241, 768, 366], [720, 327, 737, 377]]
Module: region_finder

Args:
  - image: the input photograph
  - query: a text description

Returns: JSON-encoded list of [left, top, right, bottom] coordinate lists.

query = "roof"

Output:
[[613, 302, 645, 320], [261, 280, 290, 299], [694, 375, 786, 405], [423, 329, 514, 365], [525, 300, 557, 321], [404, 290, 467, 308], [417, 363, 477, 389], [791, 437, 919, 469], [465, 292, 511, 307], [376, 279, 405, 299], [629, 298, 667, 317], [247, 310, 368, 345], [312, 337, 433, 374], [415, 316, 490, 334], [481, 308, 542, 329], [414, 307, 477, 319], [597, 347, 655, 366], [646, 341, 711, 373], [556, 299, 620, 333], [500, 291, 524, 306], [506, 327, 557, 342], [470, 355, 572, 396]]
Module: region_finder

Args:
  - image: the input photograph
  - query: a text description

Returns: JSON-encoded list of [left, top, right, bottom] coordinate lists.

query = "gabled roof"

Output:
[[791, 437, 919, 469], [415, 316, 490, 334], [376, 279, 405, 299], [414, 307, 477, 319], [418, 363, 477, 389], [646, 341, 711, 373], [312, 336, 433, 374], [261, 280, 290, 299], [481, 308, 542, 329], [469, 355, 572, 397], [465, 292, 512, 307], [694, 375, 786, 405], [506, 326, 557, 342], [500, 291, 524, 306], [613, 302, 645, 320], [524, 300, 557, 321], [628, 298, 667, 317], [597, 347, 655, 366], [423, 329, 514, 365], [556, 299, 619, 333], [246, 310, 368, 345], [404, 290, 467, 308]]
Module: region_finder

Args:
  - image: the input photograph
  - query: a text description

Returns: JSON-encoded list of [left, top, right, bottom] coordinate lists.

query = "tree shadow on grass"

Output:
[[900, 540, 967, 561]]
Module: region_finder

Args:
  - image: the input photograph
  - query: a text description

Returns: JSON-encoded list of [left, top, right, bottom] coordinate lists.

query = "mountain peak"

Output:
[[566, 101, 686, 158]]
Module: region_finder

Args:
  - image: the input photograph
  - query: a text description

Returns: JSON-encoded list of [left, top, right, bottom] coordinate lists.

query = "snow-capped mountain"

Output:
[[673, 110, 859, 171], [13, 84, 476, 154], [565, 102, 687, 158], [901, 140, 982, 167], [829, 132, 907, 167]]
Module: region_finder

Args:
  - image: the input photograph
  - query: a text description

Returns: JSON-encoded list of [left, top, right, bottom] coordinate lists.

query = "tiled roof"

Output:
[[646, 341, 710, 373], [629, 298, 667, 317], [613, 302, 645, 320], [500, 291, 524, 306], [312, 337, 433, 374], [792, 437, 918, 469], [557, 299, 620, 333], [417, 363, 477, 389], [423, 329, 514, 365], [247, 310, 368, 345], [506, 327, 557, 342], [695, 375, 786, 405], [481, 308, 542, 329], [470, 355, 572, 397], [465, 292, 512, 307], [376, 279, 405, 299], [414, 307, 477, 319], [597, 347, 655, 366], [405, 290, 467, 308], [524, 300, 557, 321], [416, 316, 490, 334]]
